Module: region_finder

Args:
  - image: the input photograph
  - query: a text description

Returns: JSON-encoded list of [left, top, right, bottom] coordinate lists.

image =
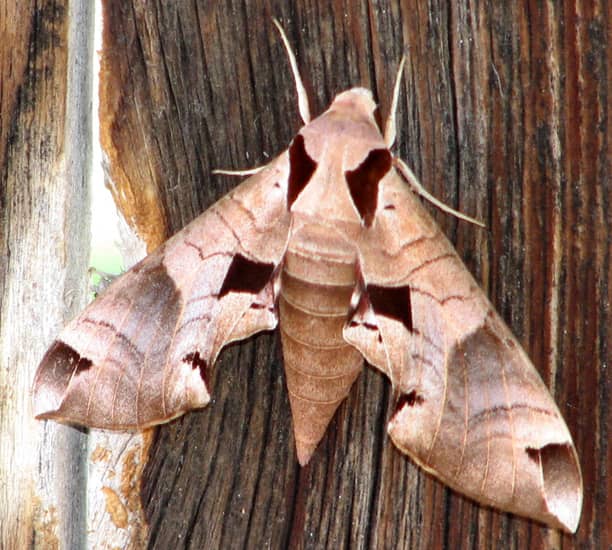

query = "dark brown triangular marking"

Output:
[[367, 283, 412, 332], [287, 134, 317, 207], [219, 254, 274, 297], [44, 341, 93, 376], [345, 149, 392, 227]]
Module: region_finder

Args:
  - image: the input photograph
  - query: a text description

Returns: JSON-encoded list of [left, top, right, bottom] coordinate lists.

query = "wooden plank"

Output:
[[0, 2, 93, 548], [25, 0, 609, 548]]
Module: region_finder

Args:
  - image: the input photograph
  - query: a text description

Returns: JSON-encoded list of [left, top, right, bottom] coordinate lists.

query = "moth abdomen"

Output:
[[278, 225, 363, 465]]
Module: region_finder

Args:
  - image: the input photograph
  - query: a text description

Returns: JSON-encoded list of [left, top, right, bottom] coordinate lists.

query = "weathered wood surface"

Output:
[[0, 2, 93, 548], [2, 0, 607, 548]]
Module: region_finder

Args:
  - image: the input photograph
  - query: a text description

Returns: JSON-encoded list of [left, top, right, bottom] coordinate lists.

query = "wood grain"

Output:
[[0, 2, 93, 548]]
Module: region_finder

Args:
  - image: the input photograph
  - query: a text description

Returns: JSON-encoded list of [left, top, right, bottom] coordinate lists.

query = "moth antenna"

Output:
[[384, 55, 406, 148], [394, 157, 486, 227], [272, 18, 311, 124]]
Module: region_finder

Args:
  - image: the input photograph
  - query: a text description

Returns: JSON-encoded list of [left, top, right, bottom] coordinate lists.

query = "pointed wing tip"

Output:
[[557, 514, 581, 534], [533, 442, 583, 533], [32, 386, 55, 418], [33, 406, 59, 421], [33, 402, 88, 431], [31, 340, 81, 421], [548, 490, 582, 534], [387, 413, 583, 532]]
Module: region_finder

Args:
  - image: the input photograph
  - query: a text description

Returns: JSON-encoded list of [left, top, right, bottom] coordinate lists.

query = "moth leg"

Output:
[[384, 56, 406, 148], [212, 166, 266, 177], [394, 157, 485, 227], [272, 18, 311, 124]]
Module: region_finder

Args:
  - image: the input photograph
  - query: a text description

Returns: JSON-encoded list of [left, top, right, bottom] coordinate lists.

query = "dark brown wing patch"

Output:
[[345, 149, 391, 227], [219, 254, 275, 297], [367, 284, 412, 332], [287, 134, 317, 207]]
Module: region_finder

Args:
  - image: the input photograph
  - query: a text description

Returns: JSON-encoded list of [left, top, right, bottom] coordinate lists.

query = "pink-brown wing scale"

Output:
[[33, 154, 291, 429], [344, 168, 582, 532]]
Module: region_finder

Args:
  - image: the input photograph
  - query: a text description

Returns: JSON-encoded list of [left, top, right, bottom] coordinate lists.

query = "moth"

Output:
[[33, 20, 582, 533]]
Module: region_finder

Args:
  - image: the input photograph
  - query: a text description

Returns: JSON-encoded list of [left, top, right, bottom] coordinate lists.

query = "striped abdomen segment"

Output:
[[279, 226, 363, 464]]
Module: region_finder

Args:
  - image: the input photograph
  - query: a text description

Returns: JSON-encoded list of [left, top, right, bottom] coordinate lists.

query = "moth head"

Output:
[[328, 88, 377, 119], [299, 88, 385, 157]]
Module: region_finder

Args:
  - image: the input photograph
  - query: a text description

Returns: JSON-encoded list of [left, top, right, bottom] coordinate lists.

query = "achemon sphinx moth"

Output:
[[33, 19, 582, 533]]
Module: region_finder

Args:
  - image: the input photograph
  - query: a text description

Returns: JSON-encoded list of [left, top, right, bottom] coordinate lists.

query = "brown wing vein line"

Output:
[[376, 234, 433, 260], [212, 206, 284, 262], [228, 192, 269, 228], [409, 287, 469, 306], [174, 313, 213, 338], [158, 193, 283, 414], [405, 252, 458, 279], [80, 318, 145, 365], [212, 208, 251, 256], [183, 240, 234, 262]]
